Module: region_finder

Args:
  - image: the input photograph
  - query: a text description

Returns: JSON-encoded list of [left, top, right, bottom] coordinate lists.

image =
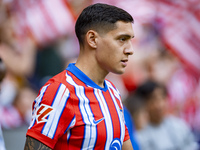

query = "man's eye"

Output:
[[120, 38, 126, 41]]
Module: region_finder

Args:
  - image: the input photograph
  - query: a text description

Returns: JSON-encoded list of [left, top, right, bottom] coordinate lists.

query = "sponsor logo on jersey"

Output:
[[93, 117, 104, 125], [36, 104, 54, 123]]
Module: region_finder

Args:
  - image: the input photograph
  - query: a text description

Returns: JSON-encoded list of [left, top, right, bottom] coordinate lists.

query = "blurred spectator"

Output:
[[0, 2, 37, 130], [0, 22, 37, 77], [124, 90, 149, 150], [124, 106, 140, 150], [134, 80, 198, 150], [125, 94, 148, 132], [0, 59, 6, 150], [13, 85, 37, 124]]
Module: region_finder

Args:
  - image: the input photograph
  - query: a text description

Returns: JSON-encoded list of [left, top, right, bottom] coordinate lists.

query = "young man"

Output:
[[24, 3, 134, 150]]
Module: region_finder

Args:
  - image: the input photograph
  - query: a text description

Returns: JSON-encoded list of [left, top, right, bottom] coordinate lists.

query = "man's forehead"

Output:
[[111, 21, 134, 37]]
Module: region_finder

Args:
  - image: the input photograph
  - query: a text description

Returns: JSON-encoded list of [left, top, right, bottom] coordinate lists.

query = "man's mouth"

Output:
[[121, 59, 128, 63], [121, 59, 128, 66]]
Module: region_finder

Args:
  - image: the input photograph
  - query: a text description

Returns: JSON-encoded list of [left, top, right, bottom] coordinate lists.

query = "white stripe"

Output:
[[29, 84, 50, 129], [108, 88, 125, 144], [67, 129, 71, 141], [42, 84, 68, 138], [68, 116, 76, 131], [77, 86, 91, 149], [106, 81, 121, 101], [106, 82, 123, 112], [66, 72, 97, 149], [94, 89, 113, 150], [66, 117, 76, 141], [47, 88, 69, 138]]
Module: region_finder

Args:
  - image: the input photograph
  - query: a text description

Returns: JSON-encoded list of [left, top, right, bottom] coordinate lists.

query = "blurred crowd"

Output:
[[0, 0, 200, 150]]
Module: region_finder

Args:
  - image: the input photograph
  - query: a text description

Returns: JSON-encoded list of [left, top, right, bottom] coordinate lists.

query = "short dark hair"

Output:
[[135, 80, 167, 102], [125, 93, 145, 116], [75, 3, 133, 46]]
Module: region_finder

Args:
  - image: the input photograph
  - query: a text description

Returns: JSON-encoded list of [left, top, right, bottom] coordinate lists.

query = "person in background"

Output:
[[125, 94, 148, 132], [0, 59, 6, 150], [0, 7, 37, 129], [24, 3, 134, 150], [124, 106, 140, 150], [134, 80, 198, 150], [124, 91, 150, 150]]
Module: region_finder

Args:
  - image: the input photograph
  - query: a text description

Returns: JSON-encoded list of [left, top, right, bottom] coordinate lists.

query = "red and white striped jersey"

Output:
[[26, 63, 129, 150]]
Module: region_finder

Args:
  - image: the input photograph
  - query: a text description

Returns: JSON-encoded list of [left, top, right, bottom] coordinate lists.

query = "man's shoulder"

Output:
[[42, 70, 75, 92], [47, 69, 74, 86], [50, 70, 67, 82]]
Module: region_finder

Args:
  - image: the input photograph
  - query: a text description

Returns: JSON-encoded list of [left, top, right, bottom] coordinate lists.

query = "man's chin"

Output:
[[112, 69, 125, 75]]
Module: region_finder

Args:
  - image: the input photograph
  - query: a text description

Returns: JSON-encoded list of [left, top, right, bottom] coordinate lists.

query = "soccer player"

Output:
[[24, 3, 134, 150]]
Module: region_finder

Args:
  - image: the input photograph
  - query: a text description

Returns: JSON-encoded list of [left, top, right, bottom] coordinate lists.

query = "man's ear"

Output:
[[86, 30, 98, 49]]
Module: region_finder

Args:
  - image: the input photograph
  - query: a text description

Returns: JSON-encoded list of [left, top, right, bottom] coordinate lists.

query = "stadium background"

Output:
[[0, 0, 200, 149]]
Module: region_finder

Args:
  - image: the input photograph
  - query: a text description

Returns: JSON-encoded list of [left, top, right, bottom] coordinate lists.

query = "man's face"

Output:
[[95, 21, 134, 74], [147, 88, 167, 125]]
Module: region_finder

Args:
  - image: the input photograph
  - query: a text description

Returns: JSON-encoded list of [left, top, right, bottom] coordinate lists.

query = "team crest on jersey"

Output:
[[110, 138, 122, 150], [35, 104, 54, 124]]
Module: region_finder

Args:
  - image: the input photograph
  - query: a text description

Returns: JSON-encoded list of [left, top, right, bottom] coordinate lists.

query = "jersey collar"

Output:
[[66, 63, 108, 92]]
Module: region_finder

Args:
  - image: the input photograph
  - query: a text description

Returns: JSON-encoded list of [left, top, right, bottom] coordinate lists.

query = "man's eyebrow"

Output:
[[118, 34, 135, 39]]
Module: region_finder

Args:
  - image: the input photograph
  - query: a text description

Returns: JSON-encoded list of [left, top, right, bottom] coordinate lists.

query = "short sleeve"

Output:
[[124, 125, 130, 142], [26, 81, 75, 149]]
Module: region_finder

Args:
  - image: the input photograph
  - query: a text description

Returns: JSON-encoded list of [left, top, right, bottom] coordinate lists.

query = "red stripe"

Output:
[[67, 71, 87, 87], [85, 89, 107, 149], [50, 70, 85, 149], [103, 90, 121, 139], [67, 91, 85, 149]]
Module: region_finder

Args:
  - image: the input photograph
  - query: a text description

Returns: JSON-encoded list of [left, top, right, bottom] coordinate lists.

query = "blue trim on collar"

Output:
[[66, 63, 108, 91]]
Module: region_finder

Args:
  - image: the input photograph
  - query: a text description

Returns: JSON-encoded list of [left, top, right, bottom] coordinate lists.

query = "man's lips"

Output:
[[121, 59, 128, 63], [121, 59, 128, 66]]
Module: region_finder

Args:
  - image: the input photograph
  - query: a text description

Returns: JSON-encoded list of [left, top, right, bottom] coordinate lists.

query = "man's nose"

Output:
[[124, 41, 134, 55]]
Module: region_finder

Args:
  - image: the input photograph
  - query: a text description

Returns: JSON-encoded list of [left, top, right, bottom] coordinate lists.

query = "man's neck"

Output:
[[75, 55, 108, 88]]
